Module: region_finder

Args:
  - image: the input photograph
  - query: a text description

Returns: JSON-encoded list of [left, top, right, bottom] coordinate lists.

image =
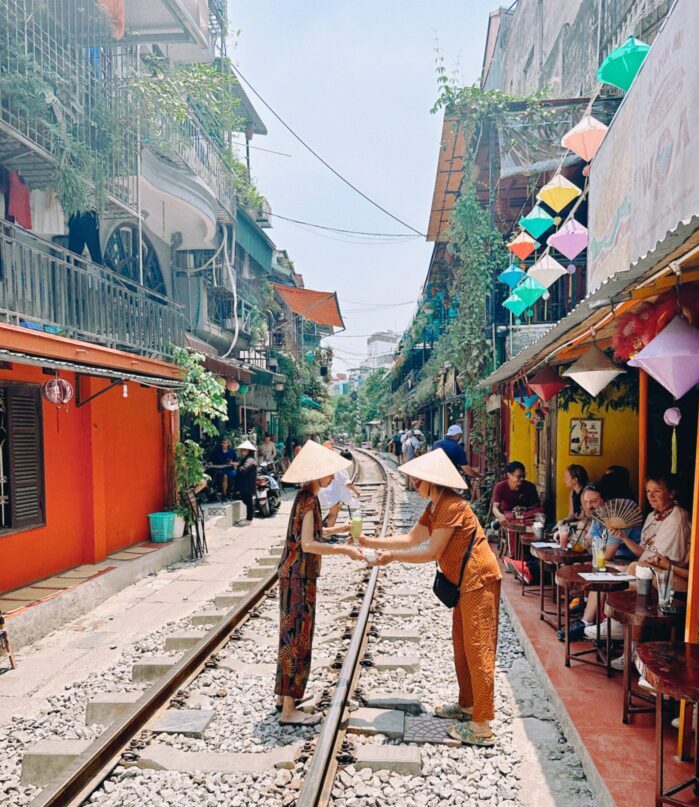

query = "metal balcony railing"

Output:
[[0, 220, 185, 358]]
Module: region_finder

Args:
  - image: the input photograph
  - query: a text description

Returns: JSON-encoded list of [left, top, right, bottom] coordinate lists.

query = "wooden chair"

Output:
[[182, 488, 208, 559], [0, 612, 16, 670]]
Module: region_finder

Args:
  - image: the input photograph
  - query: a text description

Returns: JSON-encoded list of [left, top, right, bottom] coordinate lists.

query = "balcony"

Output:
[[0, 221, 185, 359]]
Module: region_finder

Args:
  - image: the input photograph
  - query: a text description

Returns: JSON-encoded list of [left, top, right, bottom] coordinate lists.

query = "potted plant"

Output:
[[173, 440, 208, 537]]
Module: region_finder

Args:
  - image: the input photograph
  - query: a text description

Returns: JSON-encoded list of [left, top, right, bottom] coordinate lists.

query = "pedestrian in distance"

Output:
[[432, 424, 483, 484], [234, 440, 257, 522], [275, 440, 364, 725], [360, 449, 502, 746]]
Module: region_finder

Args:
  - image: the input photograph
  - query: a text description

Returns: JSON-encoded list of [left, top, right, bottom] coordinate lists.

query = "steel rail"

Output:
[[30, 450, 364, 807], [296, 449, 392, 807]]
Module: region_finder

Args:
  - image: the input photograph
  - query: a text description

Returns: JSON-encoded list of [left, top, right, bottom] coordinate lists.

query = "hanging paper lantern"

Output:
[[664, 408, 682, 474], [528, 254, 567, 289], [519, 207, 555, 240], [628, 315, 699, 399], [567, 264, 577, 274], [42, 378, 74, 405], [543, 291, 551, 300], [536, 175, 581, 213], [563, 346, 623, 397], [238, 383, 249, 395], [498, 264, 526, 289], [547, 219, 589, 261], [514, 381, 538, 410], [597, 36, 650, 92], [507, 231, 539, 261], [561, 115, 609, 162], [502, 293, 528, 317], [527, 366, 567, 402], [514, 276, 547, 308], [160, 392, 179, 411], [526, 309, 534, 317], [226, 379, 240, 393]]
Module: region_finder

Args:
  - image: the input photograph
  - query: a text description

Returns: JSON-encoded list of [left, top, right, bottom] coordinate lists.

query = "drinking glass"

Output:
[[558, 523, 570, 549], [350, 516, 363, 541], [655, 569, 673, 608]]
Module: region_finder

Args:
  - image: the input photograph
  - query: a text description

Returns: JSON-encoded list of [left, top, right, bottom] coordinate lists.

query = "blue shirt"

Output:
[[211, 446, 238, 465], [432, 437, 468, 470], [589, 520, 642, 561]]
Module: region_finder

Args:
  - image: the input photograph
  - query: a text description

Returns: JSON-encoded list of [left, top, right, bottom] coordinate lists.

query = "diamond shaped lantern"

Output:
[[628, 316, 699, 399], [537, 175, 581, 213], [527, 366, 567, 402], [514, 276, 547, 308], [498, 264, 527, 288], [561, 115, 609, 162], [528, 254, 567, 289], [502, 293, 528, 317], [519, 207, 555, 240], [513, 380, 538, 410], [563, 346, 623, 397], [597, 36, 650, 92], [547, 219, 588, 261], [507, 231, 540, 262]]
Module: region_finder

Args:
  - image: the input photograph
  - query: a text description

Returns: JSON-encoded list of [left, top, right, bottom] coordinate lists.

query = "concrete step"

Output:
[[378, 631, 421, 643], [230, 579, 259, 592], [214, 594, 244, 610], [22, 740, 91, 786], [138, 741, 303, 773], [191, 610, 226, 627], [164, 631, 206, 652], [256, 556, 279, 566], [381, 607, 419, 618], [132, 655, 180, 683], [347, 707, 405, 739], [354, 744, 422, 775], [363, 692, 424, 715], [245, 567, 269, 578], [372, 655, 420, 673], [151, 709, 214, 739], [86, 692, 141, 725]]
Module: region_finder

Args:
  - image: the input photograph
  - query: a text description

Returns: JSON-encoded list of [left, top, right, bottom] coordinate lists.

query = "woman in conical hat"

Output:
[[234, 440, 258, 523], [275, 440, 364, 725], [360, 448, 502, 746]]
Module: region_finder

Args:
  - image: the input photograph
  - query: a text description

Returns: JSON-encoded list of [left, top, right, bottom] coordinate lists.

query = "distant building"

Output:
[[348, 365, 372, 390], [366, 331, 399, 369]]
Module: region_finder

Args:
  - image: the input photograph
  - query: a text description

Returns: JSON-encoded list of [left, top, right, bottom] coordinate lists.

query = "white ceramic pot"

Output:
[[173, 515, 187, 539]]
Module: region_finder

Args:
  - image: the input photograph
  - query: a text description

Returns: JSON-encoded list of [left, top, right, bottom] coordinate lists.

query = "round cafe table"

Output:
[[530, 544, 591, 630], [636, 642, 699, 806], [605, 590, 685, 724], [555, 563, 631, 674]]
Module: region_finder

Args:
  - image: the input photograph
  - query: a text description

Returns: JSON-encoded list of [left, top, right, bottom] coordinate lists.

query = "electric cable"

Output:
[[268, 212, 421, 239], [230, 64, 427, 238]]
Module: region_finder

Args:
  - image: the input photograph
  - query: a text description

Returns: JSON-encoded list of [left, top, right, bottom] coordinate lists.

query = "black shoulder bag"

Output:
[[432, 535, 476, 608]]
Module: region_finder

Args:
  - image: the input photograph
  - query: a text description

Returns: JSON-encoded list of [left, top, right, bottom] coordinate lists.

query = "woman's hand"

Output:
[[641, 554, 670, 570], [334, 522, 351, 535], [358, 534, 379, 548], [343, 545, 365, 562], [367, 550, 392, 567]]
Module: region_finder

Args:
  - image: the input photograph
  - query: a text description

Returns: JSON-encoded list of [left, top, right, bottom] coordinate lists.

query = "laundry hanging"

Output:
[[7, 170, 31, 229], [97, 0, 125, 39], [68, 211, 103, 265], [30, 189, 66, 235]]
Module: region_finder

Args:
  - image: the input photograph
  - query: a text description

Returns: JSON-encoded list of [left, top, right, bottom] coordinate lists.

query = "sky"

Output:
[[230, 2, 492, 372]]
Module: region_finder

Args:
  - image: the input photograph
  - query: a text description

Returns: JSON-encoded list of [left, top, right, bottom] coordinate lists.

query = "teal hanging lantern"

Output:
[[502, 293, 528, 317], [597, 37, 650, 92], [513, 275, 546, 307], [498, 264, 526, 289], [519, 206, 556, 239]]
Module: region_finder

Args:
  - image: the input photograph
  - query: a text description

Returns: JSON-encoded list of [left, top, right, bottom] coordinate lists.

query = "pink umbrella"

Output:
[[547, 219, 589, 261], [561, 115, 608, 162], [628, 315, 699, 399]]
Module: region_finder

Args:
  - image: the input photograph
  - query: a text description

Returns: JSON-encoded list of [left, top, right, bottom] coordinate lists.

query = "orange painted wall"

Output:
[[0, 365, 170, 593]]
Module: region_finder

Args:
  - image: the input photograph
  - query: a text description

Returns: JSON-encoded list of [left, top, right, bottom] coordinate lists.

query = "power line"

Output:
[[230, 64, 427, 238], [269, 212, 421, 239]]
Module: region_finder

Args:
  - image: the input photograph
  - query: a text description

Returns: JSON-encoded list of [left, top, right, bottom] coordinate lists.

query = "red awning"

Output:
[[272, 284, 344, 328]]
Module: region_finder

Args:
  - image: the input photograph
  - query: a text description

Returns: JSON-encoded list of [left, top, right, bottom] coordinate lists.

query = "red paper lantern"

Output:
[[527, 366, 567, 402], [226, 379, 240, 393]]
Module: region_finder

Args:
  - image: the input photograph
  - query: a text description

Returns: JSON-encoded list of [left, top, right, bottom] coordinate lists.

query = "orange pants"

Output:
[[451, 579, 501, 722]]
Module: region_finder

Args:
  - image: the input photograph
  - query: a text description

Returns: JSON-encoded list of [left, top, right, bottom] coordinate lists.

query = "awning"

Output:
[[272, 283, 344, 328], [184, 334, 253, 383]]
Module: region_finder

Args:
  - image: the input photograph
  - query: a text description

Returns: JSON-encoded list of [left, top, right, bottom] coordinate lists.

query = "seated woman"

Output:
[[561, 464, 589, 522]]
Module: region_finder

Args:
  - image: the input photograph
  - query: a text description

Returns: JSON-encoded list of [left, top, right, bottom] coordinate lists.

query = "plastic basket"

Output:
[[148, 512, 175, 542]]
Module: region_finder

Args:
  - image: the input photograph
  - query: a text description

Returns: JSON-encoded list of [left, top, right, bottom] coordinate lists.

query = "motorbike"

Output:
[[256, 462, 281, 517]]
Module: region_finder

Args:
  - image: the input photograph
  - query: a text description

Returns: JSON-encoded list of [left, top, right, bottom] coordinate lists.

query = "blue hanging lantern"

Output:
[[498, 264, 527, 289]]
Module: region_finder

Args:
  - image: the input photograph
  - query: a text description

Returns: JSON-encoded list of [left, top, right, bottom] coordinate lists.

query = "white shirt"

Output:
[[259, 441, 277, 463], [318, 469, 355, 508], [639, 505, 691, 564]]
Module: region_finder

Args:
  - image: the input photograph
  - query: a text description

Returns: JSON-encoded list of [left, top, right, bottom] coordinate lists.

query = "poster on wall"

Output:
[[569, 419, 603, 456]]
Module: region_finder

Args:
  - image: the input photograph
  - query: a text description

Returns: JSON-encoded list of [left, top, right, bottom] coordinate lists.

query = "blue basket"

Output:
[[148, 512, 175, 542]]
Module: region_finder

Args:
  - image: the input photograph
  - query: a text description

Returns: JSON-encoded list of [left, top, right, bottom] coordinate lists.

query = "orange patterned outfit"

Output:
[[419, 493, 502, 722], [275, 488, 323, 699]]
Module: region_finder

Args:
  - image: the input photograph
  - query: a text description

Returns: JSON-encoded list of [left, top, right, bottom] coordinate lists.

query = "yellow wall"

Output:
[[508, 403, 537, 473], [554, 401, 639, 520]]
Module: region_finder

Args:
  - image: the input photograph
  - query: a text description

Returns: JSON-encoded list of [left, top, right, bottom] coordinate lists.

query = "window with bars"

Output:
[[0, 385, 45, 533]]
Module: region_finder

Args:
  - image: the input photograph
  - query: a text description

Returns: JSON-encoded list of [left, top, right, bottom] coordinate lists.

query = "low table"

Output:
[[636, 642, 699, 806], [555, 564, 631, 674], [605, 590, 685, 724], [531, 544, 591, 630]]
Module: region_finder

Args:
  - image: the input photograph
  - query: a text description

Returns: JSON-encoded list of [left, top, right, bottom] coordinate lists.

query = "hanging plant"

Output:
[[171, 347, 228, 437]]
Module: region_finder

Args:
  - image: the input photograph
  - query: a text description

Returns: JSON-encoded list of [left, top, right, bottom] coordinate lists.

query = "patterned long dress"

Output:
[[274, 487, 323, 699]]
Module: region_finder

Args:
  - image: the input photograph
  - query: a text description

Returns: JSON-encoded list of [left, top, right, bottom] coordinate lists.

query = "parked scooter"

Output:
[[256, 462, 281, 517]]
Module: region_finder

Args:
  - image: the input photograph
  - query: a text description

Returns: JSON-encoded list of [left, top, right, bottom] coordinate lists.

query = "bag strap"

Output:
[[455, 533, 477, 591]]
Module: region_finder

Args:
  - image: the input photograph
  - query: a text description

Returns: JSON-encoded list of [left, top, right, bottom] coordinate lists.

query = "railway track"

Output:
[[28, 448, 392, 807]]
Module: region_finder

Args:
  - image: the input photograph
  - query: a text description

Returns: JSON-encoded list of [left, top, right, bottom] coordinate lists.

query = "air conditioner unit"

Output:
[[255, 198, 272, 228]]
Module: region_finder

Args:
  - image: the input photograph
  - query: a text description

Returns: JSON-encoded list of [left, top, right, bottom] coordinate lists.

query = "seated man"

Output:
[[209, 437, 238, 498], [492, 461, 543, 558]]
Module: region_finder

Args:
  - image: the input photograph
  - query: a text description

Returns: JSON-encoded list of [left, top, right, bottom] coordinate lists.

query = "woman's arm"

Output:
[[323, 522, 350, 538], [374, 527, 454, 566], [301, 510, 362, 559], [359, 522, 430, 550]]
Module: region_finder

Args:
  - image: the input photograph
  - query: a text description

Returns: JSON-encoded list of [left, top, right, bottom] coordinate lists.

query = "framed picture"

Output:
[[569, 419, 603, 456]]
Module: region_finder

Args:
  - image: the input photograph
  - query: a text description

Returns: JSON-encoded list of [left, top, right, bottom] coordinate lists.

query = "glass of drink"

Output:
[[593, 544, 606, 571], [350, 516, 363, 541], [558, 523, 570, 549]]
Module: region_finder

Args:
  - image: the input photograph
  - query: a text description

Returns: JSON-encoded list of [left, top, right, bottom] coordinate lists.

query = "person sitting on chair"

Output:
[[209, 437, 238, 498]]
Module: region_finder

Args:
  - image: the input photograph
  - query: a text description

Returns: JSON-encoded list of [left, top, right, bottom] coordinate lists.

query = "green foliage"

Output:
[[557, 375, 638, 415], [298, 407, 331, 439], [357, 369, 390, 427], [174, 439, 209, 493], [332, 392, 360, 436], [171, 347, 228, 437]]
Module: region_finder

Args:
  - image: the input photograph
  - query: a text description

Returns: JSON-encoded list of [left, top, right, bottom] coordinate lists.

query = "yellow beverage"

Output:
[[350, 517, 363, 540]]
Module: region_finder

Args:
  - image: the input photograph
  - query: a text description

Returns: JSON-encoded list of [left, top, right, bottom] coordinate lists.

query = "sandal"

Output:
[[434, 703, 472, 721], [279, 712, 322, 726], [446, 724, 495, 747]]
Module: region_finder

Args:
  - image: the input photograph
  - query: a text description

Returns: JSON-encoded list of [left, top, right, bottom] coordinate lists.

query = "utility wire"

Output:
[[231, 64, 427, 238], [268, 212, 421, 239]]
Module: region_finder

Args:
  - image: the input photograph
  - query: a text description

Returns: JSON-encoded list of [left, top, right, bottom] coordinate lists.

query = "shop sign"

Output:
[[588, 0, 699, 292]]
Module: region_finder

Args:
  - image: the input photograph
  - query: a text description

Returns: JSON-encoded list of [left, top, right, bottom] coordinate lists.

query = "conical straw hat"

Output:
[[237, 439, 257, 452], [399, 448, 468, 489], [282, 439, 351, 484]]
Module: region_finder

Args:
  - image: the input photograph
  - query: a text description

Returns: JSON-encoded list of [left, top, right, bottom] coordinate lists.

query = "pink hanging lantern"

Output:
[[628, 315, 699, 399], [42, 378, 74, 405], [561, 115, 609, 162], [226, 379, 240, 393], [547, 219, 589, 261], [527, 366, 567, 403]]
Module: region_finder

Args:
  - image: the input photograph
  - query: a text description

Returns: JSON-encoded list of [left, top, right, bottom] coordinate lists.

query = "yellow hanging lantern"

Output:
[[536, 175, 582, 213]]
